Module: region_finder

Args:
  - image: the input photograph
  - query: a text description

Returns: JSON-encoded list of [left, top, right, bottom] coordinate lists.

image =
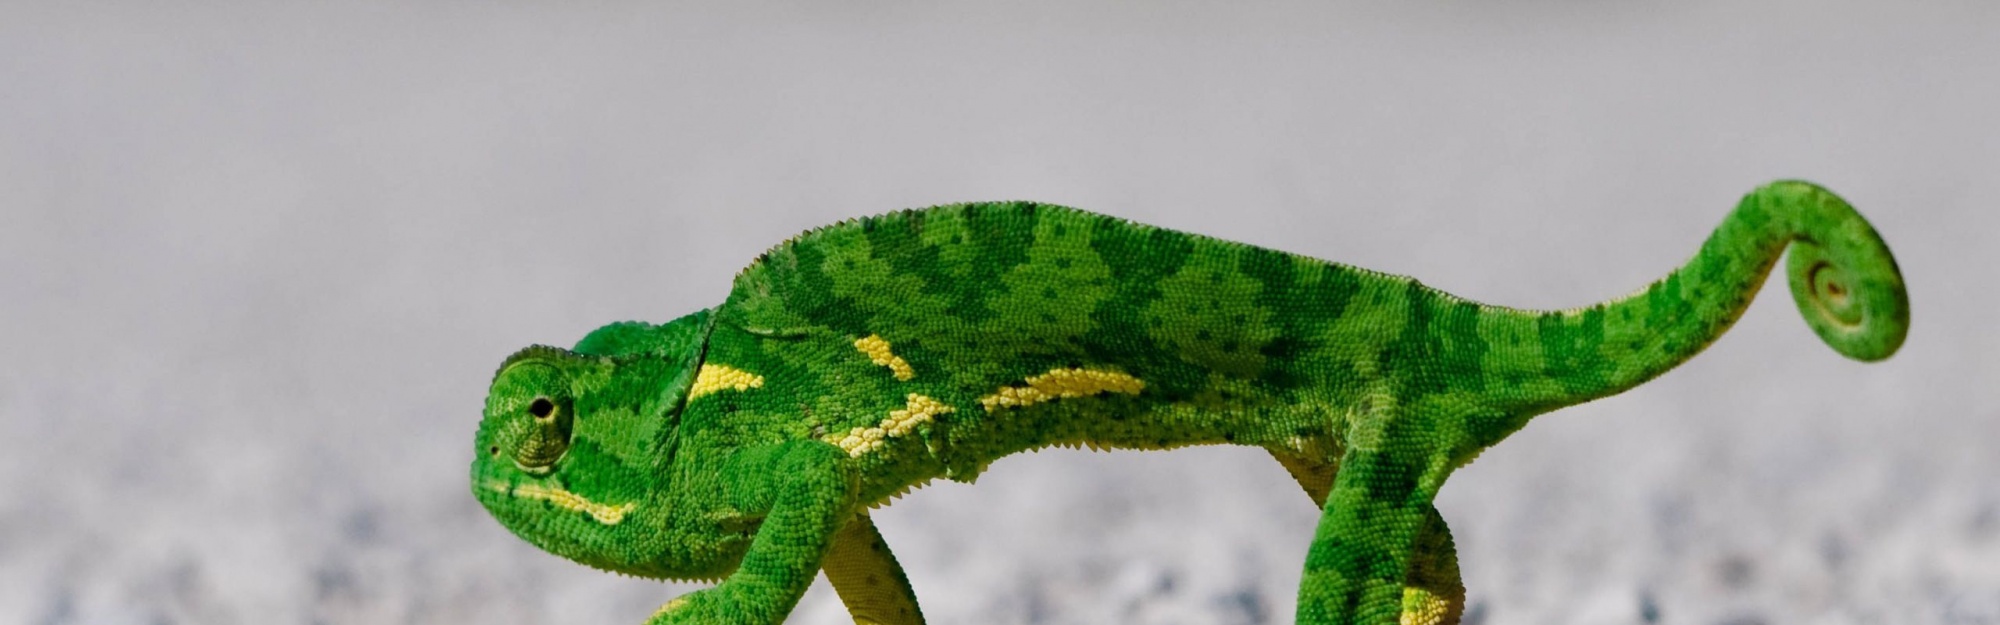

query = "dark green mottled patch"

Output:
[[1538, 307, 1612, 394]]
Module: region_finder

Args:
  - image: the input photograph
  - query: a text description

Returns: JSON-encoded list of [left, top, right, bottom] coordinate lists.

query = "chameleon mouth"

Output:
[[483, 479, 636, 525]]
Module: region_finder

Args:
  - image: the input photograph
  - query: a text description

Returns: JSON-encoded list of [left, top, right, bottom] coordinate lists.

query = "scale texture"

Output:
[[472, 180, 1907, 624]]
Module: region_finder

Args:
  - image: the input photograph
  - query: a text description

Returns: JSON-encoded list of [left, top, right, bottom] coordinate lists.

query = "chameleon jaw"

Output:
[[483, 479, 636, 525]]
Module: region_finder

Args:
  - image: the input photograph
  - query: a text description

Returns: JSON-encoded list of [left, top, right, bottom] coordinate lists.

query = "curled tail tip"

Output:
[[1763, 181, 1911, 362], [1792, 249, 1909, 362]]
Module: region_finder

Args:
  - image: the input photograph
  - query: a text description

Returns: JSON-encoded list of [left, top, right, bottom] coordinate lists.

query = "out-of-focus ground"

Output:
[[3, 2, 1995, 624]]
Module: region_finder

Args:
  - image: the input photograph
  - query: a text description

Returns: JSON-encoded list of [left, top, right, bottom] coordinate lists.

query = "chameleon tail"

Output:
[[1490, 180, 1909, 415]]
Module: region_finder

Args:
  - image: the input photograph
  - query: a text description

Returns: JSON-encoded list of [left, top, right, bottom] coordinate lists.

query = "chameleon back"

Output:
[[703, 202, 1448, 486]]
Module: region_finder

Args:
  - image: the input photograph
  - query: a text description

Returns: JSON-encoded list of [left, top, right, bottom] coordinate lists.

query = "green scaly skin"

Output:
[[471, 180, 1908, 625]]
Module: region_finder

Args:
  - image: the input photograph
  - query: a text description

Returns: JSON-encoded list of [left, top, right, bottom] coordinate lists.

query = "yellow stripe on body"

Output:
[[828, 393, 955, 457], [854, 334, 915, 381], [977, 367, 1144, 412], [688, 364, 764, 400]]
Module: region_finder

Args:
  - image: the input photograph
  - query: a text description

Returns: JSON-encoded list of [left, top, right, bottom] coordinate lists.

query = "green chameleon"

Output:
[[472, 180, 1907, 625]]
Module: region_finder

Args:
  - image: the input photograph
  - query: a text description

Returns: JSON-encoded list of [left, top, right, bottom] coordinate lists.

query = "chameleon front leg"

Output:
[[650, 441, 858, 625], [1272, 449, 1464, 625], [822, 512, 927, 625]]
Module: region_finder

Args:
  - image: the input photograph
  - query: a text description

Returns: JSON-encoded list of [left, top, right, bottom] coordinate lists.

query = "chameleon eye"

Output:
[[513, 396, 573, 473]]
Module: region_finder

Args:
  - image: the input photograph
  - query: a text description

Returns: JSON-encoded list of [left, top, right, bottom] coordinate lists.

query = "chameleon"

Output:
[[471, 180, 1908, 625]]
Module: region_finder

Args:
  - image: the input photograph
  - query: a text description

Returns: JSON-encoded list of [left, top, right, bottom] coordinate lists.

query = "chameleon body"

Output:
[[472, 180, 1908, 625]]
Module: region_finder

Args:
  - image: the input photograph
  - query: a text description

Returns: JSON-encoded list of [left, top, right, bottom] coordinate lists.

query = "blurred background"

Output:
[[2, 1, 1995, 623]]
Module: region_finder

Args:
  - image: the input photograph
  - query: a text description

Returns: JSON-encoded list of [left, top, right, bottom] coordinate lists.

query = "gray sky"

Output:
[[3, 2, 1995, 624]]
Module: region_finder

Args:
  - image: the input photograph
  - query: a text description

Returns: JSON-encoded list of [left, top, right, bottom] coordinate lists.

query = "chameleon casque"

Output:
[[472, 180, 1908, 625]]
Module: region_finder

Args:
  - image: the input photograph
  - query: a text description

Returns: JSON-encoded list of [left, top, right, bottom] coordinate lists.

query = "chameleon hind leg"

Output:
[[1398, 508, 1465, 625], [821, 512, 926, 625], [1272, 449, 1464, 625]]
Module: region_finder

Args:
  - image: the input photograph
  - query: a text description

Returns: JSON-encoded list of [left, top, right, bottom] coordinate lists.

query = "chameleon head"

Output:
[[472, 312, 713, 577]]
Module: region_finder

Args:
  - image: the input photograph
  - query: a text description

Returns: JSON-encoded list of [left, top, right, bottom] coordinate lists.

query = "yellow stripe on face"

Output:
[[485, 480, 636, 525], [978, 367, 1144, 412], [827, 393, 955, 457], [688, 364, 764, 400], [854, 334, 915, 381]]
